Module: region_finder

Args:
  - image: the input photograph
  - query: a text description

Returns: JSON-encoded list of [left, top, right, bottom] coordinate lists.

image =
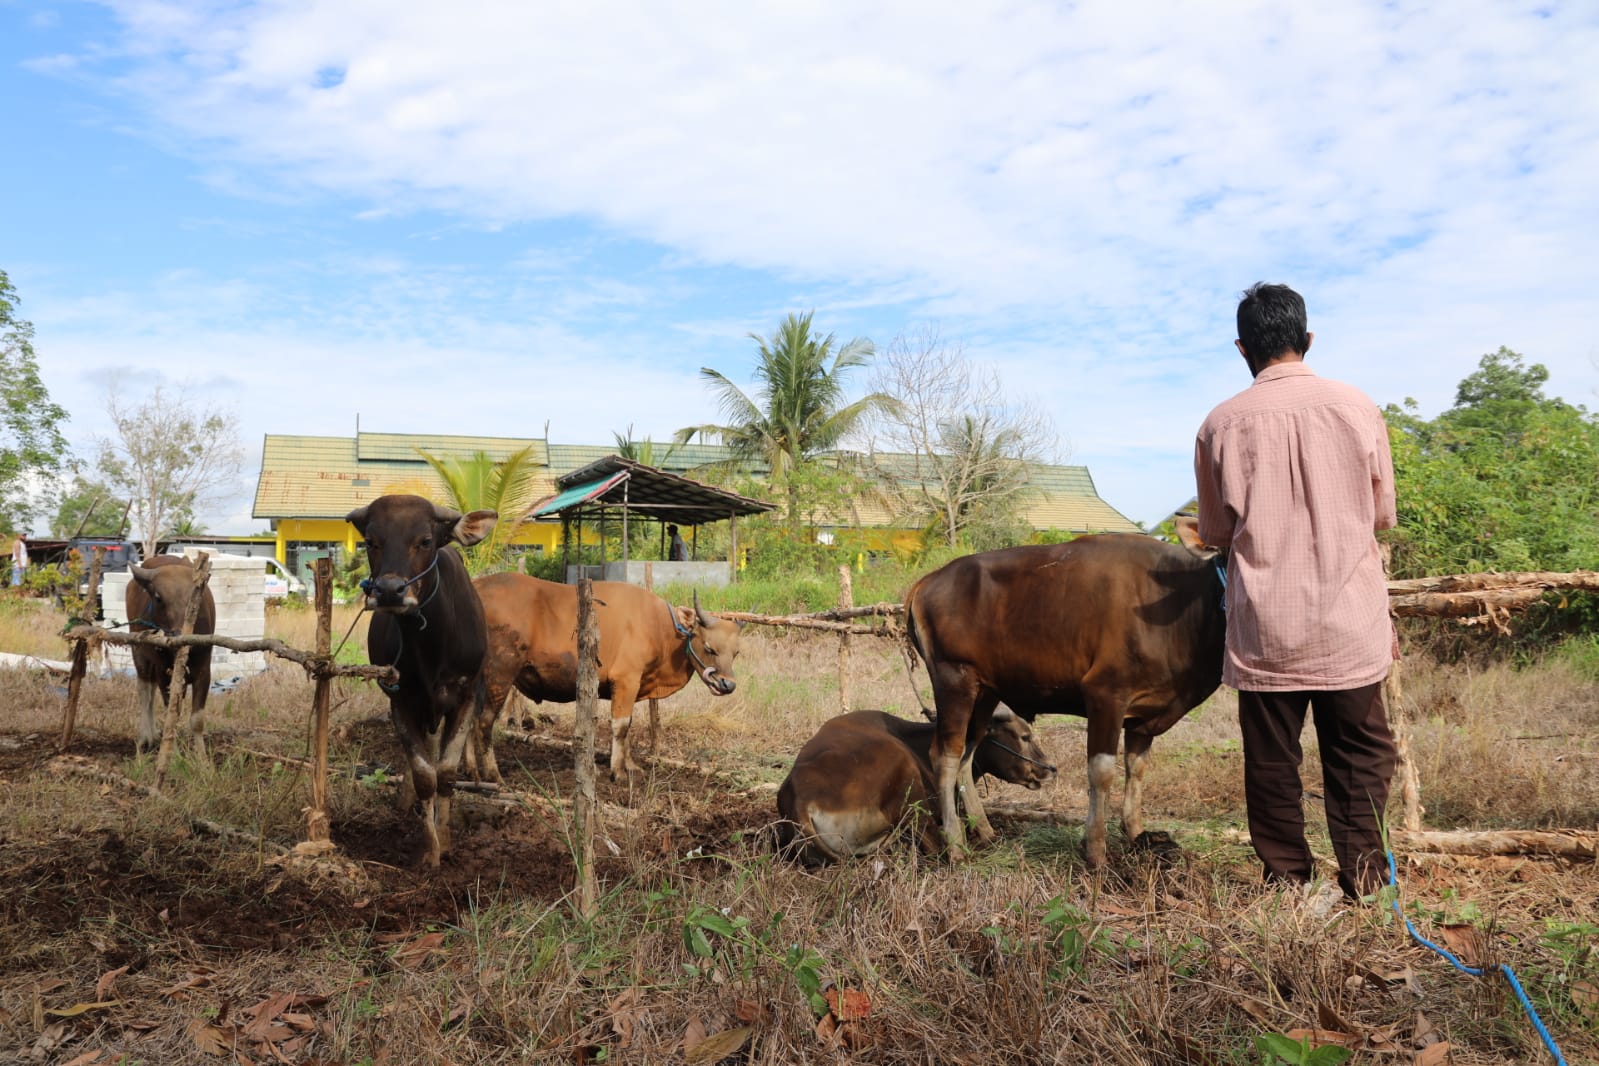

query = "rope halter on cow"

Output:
[[667, 597, 726, 691], [982, 734, 1056, 771], [359, 547, 443, 624]]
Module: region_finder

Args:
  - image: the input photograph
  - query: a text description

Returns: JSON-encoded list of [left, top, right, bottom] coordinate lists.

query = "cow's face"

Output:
[[129, 563, 201, 629], [345, 494, 497, 613], [677, 589, 741, 695], [980, 709, 1057, 790]]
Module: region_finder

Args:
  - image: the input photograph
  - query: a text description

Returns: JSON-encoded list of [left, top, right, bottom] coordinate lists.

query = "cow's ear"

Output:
[[674, 605, 696, 631], [451, 510, 498, 548], [1172, 515, 1213, 554], [345, 505, 370, 535]]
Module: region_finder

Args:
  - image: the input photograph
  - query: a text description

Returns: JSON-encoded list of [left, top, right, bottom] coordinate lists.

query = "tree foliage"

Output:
[[1386, 347, 1599, 580], [0, 271, 69, 530], [418, 445, 542, 574], [678, 311, 894, 532], [51, 473, 130, 538], [869, 327, 1058, 549], [96, 384, 243, 557]]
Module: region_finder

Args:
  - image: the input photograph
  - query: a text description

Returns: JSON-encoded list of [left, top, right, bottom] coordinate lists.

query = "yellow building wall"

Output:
[[272, 516, 562, 564]]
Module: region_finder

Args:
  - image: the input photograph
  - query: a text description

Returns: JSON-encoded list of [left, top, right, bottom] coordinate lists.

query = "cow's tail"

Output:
[[901, 578, 936, 721]]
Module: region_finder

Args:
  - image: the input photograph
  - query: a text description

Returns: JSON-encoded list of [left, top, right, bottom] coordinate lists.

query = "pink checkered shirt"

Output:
[[1194, 361, 1397, 691]]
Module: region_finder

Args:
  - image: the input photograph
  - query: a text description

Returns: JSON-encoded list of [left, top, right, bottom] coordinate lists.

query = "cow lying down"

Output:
[[777, 708, 1056, 862]]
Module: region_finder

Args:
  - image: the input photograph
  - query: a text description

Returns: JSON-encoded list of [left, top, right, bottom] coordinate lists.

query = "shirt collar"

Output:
[[1252, 361, 1315, 385]]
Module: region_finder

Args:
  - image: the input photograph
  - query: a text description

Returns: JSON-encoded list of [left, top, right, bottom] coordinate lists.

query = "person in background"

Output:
[[1193, 282, 1398, 900], [667, 524, 689, 562], [10, 534, 27, 588]]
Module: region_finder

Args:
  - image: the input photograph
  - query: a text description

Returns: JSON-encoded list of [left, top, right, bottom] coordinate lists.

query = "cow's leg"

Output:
[[188, 654, 211, 763], [929, 663, 979, 857], [135, 676, 159, 755], [467, 673, 510, 785], [608, 681, 643, 782], [958, 692, 1002, 845], [1122, 727, 1154, 843], [392, 707, 443, 868], [433, 693, 478, 860], [1083, 697, 1124, 869]]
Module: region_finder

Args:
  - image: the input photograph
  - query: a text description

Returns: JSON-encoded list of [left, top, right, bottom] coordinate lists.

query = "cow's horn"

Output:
[[430, 502, 463, 524], [693, 588, 713, 627], [129, 563, 156, 585]]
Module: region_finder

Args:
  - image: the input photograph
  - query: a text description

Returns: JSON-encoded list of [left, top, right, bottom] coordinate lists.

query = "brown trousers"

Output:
[[1237, 683, 1396, 898]]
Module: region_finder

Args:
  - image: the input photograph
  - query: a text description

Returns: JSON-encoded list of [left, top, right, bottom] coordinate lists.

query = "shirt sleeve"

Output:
[[1194, 427, 1234, 547], [1371, 409, 1397, 532]]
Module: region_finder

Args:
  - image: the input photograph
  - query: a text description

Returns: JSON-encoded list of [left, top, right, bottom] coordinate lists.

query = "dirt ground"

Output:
[[1, 644, 1595, 1065]]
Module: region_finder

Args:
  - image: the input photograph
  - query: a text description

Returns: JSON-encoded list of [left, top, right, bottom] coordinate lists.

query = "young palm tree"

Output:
[[417, 444, 543, 574], [677, 311, 893, 531], [612, 424, 680, 469]]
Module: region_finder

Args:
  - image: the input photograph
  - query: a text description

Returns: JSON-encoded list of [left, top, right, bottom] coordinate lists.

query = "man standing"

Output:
[[667, 524, 689, 562], [10, 534, 26, 588], [1194, 283, 1398, 899]]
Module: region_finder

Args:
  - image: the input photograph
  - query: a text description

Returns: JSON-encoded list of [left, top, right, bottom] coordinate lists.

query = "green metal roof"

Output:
[[531, 472, 628, 517], [357, 432, 547, 465]]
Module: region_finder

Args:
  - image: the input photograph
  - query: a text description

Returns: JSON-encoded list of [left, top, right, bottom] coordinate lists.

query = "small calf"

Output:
[[777, 708, 1056, 862]]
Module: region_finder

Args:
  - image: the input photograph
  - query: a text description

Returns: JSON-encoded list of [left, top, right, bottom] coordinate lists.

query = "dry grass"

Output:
[[0, 602, 1595, 1064]]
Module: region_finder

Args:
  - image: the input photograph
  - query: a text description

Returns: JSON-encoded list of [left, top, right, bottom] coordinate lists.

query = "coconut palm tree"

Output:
[[417, 444, 543, 574], [677, 311, 893, 531]]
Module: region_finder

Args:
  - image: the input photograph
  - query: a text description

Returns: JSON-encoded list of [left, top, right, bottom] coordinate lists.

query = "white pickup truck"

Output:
[[262, 557, 306, 598]]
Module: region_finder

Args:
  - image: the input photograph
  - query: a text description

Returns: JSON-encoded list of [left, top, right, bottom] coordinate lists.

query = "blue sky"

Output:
[[4, 0, 1597, 533]]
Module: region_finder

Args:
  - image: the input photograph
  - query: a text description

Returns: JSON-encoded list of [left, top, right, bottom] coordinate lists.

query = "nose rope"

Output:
[[359, 550, 442, 629], [982, 735, 1056, 771]]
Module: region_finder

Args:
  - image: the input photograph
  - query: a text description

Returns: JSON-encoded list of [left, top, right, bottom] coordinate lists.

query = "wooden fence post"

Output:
[[1381, 544, 1423, 832], [573, 577, 600, 918], [59, 547, 106, 752], [306, 558, 334, 844], [644, 562, 659, 754], [837, 565, 853, 714], [155, 552, 212, 789]]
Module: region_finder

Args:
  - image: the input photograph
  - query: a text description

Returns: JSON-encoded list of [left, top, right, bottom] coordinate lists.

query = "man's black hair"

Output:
[[1236, 282, 1309, 363]]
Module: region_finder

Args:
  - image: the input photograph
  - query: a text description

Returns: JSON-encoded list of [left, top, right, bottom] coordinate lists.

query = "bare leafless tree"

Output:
[[96, 383, 243, 557], [869, 326, 1060, 548]]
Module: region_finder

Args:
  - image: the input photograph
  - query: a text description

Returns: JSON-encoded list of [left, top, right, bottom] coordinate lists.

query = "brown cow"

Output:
[[126, 555, 216, 757], [905, 520, 1225, 865], [346, 494, 497, 869], [776, 707, 1056, 862], [470, 573, 741, 783]]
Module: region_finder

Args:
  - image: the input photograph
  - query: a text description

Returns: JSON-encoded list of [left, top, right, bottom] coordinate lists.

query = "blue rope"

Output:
[[1385, 850, 1567, 1065], [1214, 562, 1227, 612]]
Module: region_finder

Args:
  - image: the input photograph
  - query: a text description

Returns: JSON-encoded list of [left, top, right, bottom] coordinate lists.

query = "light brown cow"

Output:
[[776, 708, 1056, 862], [126, 556, 216, 757], [471, 573, 742, 782]]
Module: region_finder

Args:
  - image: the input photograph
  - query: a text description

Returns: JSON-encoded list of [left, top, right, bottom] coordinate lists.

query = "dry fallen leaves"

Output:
[[607, 988, 641, 1048], [94, 966, 129, 1001], [683, 1026, 753, 1064], [188, 1018, 236, 1057], [44, 1001, 120, 1019], [823, 988, 872, 1023], [1413, 1040, 1453, 1065]]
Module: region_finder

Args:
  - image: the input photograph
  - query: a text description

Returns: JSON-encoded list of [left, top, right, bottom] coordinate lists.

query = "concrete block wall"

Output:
[[99, 550, 268, 678]]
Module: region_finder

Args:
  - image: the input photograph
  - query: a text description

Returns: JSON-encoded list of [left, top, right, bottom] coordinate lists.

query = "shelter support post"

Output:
[[729, 512, 738, 583], [621, 478, 630, 566]]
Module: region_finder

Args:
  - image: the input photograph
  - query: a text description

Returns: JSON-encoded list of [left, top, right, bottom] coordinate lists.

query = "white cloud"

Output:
[[27, 0, 1599, 525]]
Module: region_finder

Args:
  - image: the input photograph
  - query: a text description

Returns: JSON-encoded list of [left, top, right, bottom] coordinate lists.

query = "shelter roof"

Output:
[[532, 455, 775, 526]]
